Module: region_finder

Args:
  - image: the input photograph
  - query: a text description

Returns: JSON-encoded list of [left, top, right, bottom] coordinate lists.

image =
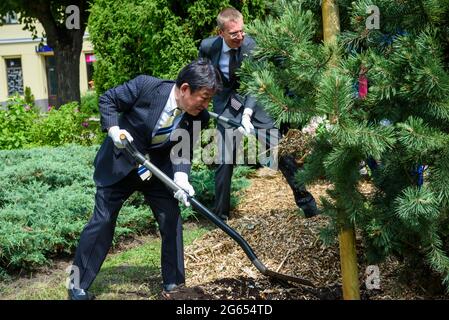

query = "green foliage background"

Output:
[[0, 95, 103, 150], [88, 0, 269, 94], [0, 145, 251, 276]]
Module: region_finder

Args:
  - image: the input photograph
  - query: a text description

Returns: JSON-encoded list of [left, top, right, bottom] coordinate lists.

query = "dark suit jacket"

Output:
[[198, 35, 272, 127], [94, 75, 209, 187]]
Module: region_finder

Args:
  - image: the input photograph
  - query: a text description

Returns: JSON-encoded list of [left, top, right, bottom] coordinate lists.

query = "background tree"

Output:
[[88, 0, 269, 94], [240, 0, 449, 291], [0, 0, 92, 107]]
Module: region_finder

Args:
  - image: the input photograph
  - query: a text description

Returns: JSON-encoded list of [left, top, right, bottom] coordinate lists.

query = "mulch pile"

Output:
[[170, 141, 449, 300], [278, 129, 311, 165], [168, 168, 449, 300]]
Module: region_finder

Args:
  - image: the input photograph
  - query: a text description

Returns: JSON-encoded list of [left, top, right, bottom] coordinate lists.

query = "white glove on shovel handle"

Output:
[[173, 172, 195, 206]]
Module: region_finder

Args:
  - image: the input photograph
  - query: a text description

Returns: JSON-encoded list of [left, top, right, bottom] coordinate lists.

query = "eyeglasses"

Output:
[[228, 30, 245, 39]]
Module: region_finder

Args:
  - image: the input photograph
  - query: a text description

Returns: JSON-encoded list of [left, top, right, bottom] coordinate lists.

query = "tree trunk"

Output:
[[51, 36, 83, 108], [28, 0, 88, 108]]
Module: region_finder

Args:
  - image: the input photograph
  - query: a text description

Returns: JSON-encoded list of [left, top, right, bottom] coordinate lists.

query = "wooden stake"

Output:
[[338, 220, 360, 300], [322, 0, 341, 44], [321, 0, 360, 300]]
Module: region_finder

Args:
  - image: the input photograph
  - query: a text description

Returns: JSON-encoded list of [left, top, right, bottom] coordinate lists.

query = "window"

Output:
[[3, 12, 18, 24], [5, 58, 24, 96]]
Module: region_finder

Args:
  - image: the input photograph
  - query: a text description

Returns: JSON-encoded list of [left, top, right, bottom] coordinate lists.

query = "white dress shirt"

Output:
[[153, 85, 183, 134]]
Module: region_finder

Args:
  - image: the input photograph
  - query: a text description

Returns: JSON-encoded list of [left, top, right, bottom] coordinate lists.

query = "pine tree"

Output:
[[240, 0, 449, 289]]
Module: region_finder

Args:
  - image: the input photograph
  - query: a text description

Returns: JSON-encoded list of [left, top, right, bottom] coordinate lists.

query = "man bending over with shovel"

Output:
[[67, 58, 222, 300]]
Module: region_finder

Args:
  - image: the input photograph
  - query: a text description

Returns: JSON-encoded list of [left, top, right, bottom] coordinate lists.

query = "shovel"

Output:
[[208, 111, 257, 136], [119, 134, 314, 287], [208, 111, 280, 165]]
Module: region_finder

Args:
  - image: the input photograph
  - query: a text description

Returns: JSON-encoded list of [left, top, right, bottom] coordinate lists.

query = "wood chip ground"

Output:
[[171, 167, 449, 300]]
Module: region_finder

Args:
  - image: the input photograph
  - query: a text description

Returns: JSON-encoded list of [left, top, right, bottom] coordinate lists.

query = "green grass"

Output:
[[0, 145, 251, 274], [0, 225, 209, 300]]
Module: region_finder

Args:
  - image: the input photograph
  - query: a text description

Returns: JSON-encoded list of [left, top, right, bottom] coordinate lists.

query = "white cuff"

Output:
[[243, 108, 253, 117], [174, 172, 188, 183], [107, 126, 120, 136]]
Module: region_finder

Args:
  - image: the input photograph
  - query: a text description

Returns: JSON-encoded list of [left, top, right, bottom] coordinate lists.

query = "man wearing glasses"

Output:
[[199, 8, 319, 221]]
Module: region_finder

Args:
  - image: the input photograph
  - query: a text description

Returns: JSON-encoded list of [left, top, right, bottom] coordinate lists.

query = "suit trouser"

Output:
[[214, 121, 315, 217], [73, 169, 185, 290], [214, 121, 241, 217]]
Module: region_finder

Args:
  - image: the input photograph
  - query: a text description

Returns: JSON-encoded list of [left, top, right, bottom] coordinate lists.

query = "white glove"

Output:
[[173, 172, 195, 207], [108, 126, 134, 149], [238, 108, 254, 136]]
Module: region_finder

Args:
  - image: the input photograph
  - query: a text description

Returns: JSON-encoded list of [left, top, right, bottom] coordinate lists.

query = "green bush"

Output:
[[24, 87, 35, 107], [0, 96, 104, 150], [0, 95, 39, 150], [80, 91, 99, 115], [0, 145, 100, 272], [30, 102, 101, 147], [190, 161, 253, 211], [0, 145, 157, 273], [88, 0, 269, 94], [0, 145, 251, 274]]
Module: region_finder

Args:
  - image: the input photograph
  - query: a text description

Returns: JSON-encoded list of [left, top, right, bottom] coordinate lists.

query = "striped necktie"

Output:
[[151, 108, 182, 146]]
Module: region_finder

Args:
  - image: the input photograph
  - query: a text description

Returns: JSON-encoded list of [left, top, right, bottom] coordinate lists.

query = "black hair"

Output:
[[176, 58, 222, 93]]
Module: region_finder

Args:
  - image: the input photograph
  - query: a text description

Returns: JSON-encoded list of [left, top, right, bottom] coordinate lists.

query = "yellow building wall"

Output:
[[0, 21, 94, 109], [0, 21, 44, 40], [0, 42, 48, 104]]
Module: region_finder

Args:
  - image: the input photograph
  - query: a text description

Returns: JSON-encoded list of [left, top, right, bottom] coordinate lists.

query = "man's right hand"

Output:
[[108, 126, 134, 149], [173, 172, 195, 207]]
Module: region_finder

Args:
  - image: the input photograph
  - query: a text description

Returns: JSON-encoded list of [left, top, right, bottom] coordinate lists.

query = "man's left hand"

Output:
[[238, 108, 254, 136]]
